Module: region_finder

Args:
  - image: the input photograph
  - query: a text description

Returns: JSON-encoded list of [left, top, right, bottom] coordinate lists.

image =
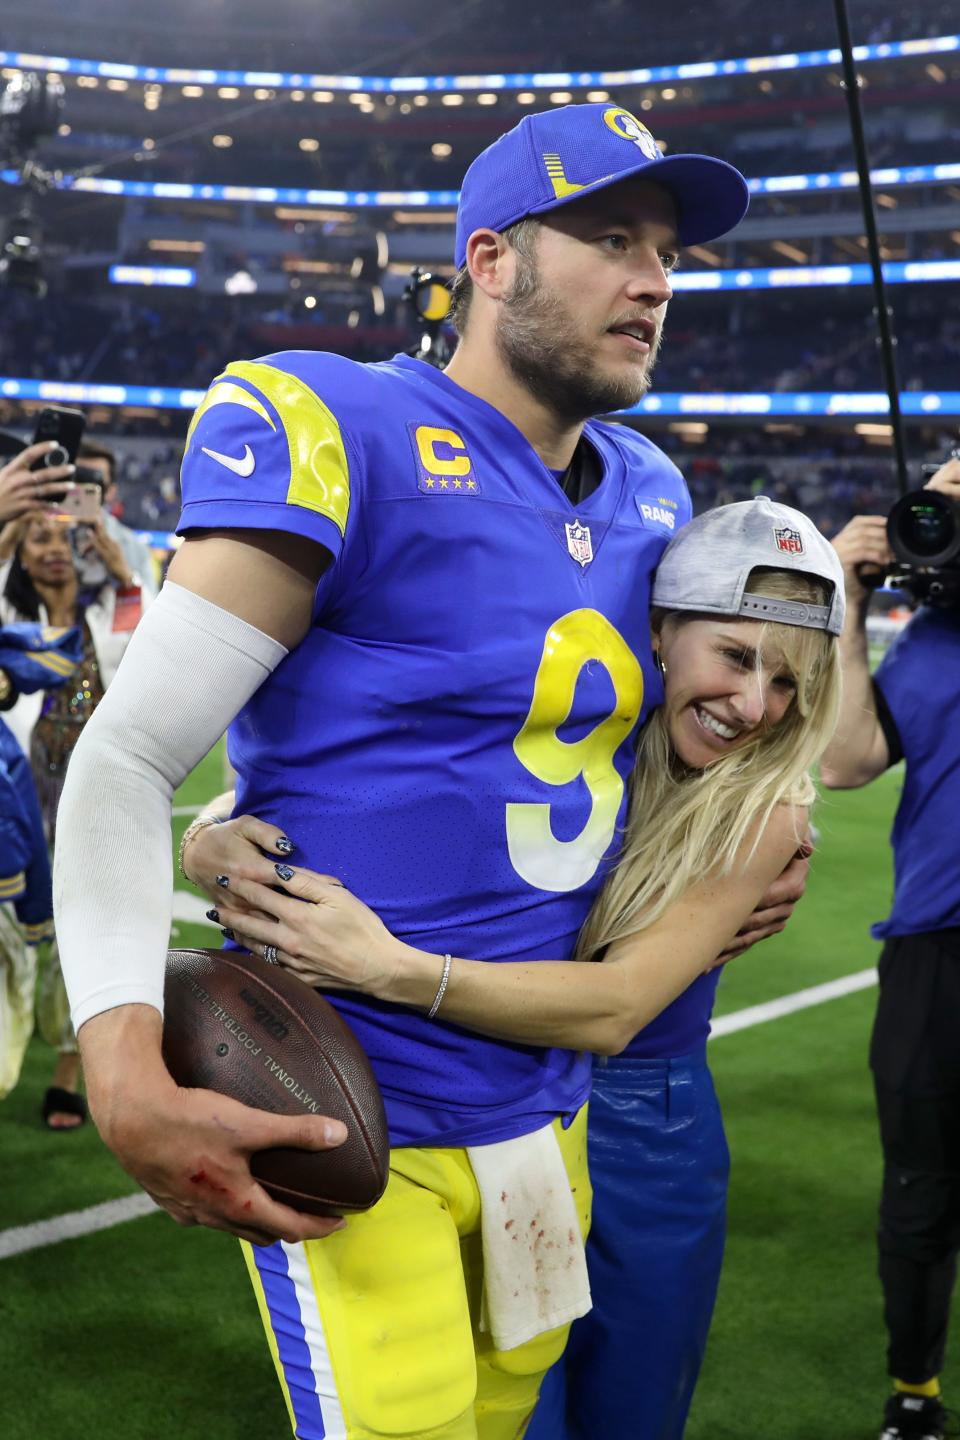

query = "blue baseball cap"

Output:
[[454, 102, 749, 268]]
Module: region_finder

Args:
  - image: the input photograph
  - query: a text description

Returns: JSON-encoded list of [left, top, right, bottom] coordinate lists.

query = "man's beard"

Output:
[[494, 255, 662, 422]]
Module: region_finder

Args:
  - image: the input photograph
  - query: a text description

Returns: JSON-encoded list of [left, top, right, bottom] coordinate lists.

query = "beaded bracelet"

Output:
[[177, 814, 224, 882], [427, 954, 453, 1019]]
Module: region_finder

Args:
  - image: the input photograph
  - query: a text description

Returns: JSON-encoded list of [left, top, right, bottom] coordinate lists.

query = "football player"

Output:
[[55, 105, 773, 1438]]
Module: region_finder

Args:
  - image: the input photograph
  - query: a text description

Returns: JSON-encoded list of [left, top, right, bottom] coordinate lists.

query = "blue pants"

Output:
[[525, 1051, 729, 1440]]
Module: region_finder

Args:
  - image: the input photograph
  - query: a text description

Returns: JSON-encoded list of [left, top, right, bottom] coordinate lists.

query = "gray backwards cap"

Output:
[[652, 497, 845, 636]]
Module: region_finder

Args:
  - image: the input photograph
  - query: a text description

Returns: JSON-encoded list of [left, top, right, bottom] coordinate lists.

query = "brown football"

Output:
[[162, 948, 389, 1217]]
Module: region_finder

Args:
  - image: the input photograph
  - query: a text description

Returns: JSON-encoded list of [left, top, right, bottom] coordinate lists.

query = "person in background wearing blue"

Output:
[[0, 438, 84, 1108], [822, 457, 960, 1440], [0, 622, 82, 1100]]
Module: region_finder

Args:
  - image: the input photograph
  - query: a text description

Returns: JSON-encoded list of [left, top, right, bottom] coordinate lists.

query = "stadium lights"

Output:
[[0, 72, 65, 151], [108, 264, 196, 286], [771, 240, 809, 262], [667, 260, 960, 291], [224, 268, 257, 294], [2, 376, 957, 418], [686, 245, 723, 267], [6, 32, 956, 95], [13, 161, 957, 210], [147, 238, 205, 252], [390, 209, 458, 223]]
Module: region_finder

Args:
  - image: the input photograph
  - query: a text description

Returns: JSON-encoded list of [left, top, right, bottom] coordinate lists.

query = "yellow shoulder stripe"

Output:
[[220, 359, 351, 536], [185, 379, 276, 449], [24, 650, 77, 678]]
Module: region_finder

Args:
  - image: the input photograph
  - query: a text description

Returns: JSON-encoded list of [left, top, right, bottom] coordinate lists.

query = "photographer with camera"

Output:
[[822, 455, 960, 1440]]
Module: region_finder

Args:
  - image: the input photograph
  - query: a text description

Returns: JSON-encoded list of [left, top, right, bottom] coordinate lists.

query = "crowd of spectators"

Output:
[[10, 0, 956, 81], [50, 88, 959, 198], [1, 285, 956, 399], [95, 423, 945, 552]]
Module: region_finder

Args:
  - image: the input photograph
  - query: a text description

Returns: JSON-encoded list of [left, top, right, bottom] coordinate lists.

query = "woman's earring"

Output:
[[654, 649, 667, 680]]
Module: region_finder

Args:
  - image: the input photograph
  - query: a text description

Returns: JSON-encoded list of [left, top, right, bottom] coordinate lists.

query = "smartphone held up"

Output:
[[30, 405, 103, 523]]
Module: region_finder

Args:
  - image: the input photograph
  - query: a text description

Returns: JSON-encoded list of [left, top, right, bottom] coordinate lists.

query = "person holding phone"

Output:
[[74, 440, 160, 603], [0, 506, 145, 1127], [0, 439, 79, 526]]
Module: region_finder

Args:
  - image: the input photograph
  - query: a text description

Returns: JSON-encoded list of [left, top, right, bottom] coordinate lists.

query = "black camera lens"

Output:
[[888, 489, 960, 568], [900, 501, 950, 557], [41, 443, 69, 468]]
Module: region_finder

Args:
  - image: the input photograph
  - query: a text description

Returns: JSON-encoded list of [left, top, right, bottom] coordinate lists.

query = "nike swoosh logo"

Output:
[[201, 443, 255, 477]]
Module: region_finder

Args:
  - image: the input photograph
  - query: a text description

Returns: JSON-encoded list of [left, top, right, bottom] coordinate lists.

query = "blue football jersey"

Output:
[[872, 606, 960, 939], [178, 351, 692, 1145]]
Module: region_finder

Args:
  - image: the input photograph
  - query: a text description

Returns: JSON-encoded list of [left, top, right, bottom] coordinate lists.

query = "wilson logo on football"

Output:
[[774, 526, 804, 555]]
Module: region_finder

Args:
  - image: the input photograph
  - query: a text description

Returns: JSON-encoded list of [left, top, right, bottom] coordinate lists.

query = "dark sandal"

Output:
[[42, 1086, 88, 1129]]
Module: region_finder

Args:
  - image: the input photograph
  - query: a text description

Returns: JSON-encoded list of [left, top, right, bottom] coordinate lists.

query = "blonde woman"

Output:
[[191, 497, 844, 1440]]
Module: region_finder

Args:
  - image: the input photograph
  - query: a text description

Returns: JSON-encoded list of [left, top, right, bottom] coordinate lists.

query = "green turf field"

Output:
[[2, 756, 949, 1440]]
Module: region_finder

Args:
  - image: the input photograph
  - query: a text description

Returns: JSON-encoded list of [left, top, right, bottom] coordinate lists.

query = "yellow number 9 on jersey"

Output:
[[507, 609, 644, 893]]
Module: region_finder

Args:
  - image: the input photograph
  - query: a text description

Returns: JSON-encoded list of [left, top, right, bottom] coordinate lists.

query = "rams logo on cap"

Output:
[[603, 107, 661, 161]]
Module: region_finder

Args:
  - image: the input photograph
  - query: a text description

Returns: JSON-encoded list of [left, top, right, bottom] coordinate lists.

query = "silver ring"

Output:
[[263, 944, 279, 965]]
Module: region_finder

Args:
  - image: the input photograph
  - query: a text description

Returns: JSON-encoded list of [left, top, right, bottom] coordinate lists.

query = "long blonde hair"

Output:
[[576, 568, 842, 962]]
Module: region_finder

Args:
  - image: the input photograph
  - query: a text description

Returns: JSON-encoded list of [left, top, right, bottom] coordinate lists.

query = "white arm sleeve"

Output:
[[53, 581, 287, 1031]]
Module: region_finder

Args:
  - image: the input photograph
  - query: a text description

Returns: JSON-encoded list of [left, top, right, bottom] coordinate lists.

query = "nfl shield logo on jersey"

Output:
[[565, 520, 594, 568], [774, 525, 804, 555]]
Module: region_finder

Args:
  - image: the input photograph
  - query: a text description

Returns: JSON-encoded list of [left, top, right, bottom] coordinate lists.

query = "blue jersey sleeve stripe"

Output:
[[177, 498, 344, 560]]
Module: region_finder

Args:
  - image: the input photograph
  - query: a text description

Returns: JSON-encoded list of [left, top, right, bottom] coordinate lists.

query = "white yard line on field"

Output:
[[1, 965, 879, 1261], [709, 967, 877, 1038], [171, 890, 219, 926], [0, 1193, 159, 1260]]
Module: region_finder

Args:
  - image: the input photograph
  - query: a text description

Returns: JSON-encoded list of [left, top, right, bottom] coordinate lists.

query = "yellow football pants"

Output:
[[242, 1106, 591, 1440]]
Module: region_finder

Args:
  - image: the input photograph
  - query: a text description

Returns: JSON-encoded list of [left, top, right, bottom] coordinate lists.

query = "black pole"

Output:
[[832, 0, 910, 494]]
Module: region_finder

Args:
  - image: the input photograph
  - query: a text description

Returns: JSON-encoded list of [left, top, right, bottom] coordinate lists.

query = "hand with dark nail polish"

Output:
[[216, 874, 230, 888], [275, 863, 294, 881], [206, 908, 220, 923], [276, 836, 294, 855], [221, 928, 235, 940]]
